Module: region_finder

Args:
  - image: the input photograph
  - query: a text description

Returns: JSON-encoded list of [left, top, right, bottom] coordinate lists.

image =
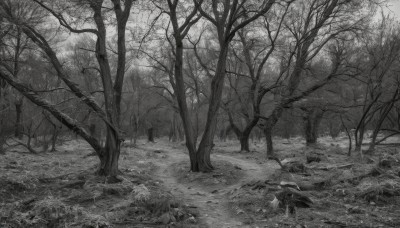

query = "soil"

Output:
[[1, 135, 400, 227]]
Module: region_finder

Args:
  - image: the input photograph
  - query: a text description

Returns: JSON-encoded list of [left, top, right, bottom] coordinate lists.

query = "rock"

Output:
[[187, 216, 196, 224], [173, 208, 185, 220], [347, 206, 365, 214], [170, 214, 176, 223], [379, 156, 398, 168], [158, 212, 171, 224], [193, 192, 206, 196], [306, 155, 321, 163], [283, 161, 306, 173], [334, 189, 349, 197]]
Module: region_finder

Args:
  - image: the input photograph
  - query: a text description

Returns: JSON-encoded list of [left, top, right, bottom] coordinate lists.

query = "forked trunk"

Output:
[[195, 50, 229, 171]]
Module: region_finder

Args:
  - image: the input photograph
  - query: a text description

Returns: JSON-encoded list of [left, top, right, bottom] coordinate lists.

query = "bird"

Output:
[[270, 182, 313, 219]]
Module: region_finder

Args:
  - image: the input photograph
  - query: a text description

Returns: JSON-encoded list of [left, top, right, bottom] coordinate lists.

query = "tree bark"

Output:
[[98, 126, 120, 177], [196, 45, 230, 171], [50, 125, 59, 152], [14, 98, 23, 139], [240, 133, 250, 152], [167, 3, 199, 171], [367, 90, 398, 153], [355, 124, 365, 152], [147, 127, 154, 142], [303, 108, 324, 146], [264, 126, 274, 158], [92, 3, 122, 177]]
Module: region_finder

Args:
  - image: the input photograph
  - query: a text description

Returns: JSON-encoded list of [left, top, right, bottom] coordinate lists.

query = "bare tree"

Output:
[[159, 0, 278, 171], [0, 0, 135, 178], [258, 0, 373, 157], [352, 16, 400, 153], [222, 2, 291, 152]]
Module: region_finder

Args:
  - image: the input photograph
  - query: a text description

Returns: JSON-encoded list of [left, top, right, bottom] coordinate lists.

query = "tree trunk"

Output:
[[240, 133, 250, 152], [133, 114, 139, 146], [169, 113, 179, 142], [239, 118, 260, 152], [0, 119, 5, 154], [195, 45, 230, 172], [170, 34, 198, 171], [303, 108, 324, 146], [367, 95, 397, 153], [0, 137, 5, 154], [50, 125, 60, 152], [262, 107, 284, 158], [264, 126, 274, 158], [147, 127, 154, 142], [98, 127, 120, 178], [355, 124, 365, 152], [14, 98, 23, 139], [219, 128, 227, 142]]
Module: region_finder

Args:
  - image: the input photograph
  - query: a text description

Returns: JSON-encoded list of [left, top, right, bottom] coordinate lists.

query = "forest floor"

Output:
[[1, 135, 400, 227]]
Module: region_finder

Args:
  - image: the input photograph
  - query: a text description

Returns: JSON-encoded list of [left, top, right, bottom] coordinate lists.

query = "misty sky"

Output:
[[387, 0, 400, 18]]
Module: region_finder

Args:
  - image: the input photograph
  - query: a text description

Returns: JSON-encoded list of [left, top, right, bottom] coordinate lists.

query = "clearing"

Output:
[[1, 135, 400, 227]]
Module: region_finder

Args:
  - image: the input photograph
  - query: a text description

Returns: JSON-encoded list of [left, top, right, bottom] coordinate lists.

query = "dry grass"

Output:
[[0, 138, 198, 227]]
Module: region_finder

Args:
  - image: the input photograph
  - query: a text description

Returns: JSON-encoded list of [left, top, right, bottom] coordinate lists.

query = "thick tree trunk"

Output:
[[170, 34, 198, 171], [303, 108, 324, 146], [14, 99, 23, 139], [240, 133, 250, 152], [196, 45, 230, 172], [240, 119, 260, 152], [263, 107, 284, 158], [98, 127, 120, 178]]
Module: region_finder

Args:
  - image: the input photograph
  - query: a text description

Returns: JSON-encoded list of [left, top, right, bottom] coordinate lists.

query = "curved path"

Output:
[[145, 144, 279, 228]]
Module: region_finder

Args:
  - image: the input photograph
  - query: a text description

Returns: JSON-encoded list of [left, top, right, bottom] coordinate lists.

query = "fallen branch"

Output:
[[308, 163, 353, 171]]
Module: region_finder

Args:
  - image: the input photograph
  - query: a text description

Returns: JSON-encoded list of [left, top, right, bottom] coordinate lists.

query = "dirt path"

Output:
[[143, 144, 279, 228]]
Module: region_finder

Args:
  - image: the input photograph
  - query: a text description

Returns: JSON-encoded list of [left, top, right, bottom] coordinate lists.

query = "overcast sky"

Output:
[[387, 0, 400, 18]]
